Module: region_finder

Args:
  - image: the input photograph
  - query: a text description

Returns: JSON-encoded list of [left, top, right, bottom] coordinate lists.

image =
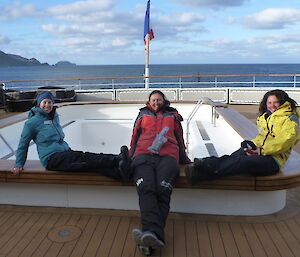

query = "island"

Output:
[[54, 61, 76, 67]]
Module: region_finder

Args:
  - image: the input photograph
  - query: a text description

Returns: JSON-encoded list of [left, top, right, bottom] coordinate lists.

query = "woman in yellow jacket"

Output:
[[186, 89, 300, 184]]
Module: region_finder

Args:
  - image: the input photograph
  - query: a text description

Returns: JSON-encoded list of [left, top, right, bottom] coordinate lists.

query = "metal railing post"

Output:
[[252, 76, 256, 87], [186, 99, 203, 153], [0, 83, 6, 110], [112, 79, 115, 89], [213, 106, 217, 127]]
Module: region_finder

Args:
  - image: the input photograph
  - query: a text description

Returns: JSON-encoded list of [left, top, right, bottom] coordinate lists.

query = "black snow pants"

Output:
[[46, 149, 121, 179], [132, 155, 180, 242], [202, 148, 280, 179]]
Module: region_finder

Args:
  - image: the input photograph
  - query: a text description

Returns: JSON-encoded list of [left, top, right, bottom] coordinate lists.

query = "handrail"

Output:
[[1, 73, 300, 91], [186, 99, 202, 152], [186, 97, 226, 153]]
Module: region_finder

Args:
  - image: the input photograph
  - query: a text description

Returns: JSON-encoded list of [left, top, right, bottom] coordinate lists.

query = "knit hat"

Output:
[[36, 92, 55, 106]]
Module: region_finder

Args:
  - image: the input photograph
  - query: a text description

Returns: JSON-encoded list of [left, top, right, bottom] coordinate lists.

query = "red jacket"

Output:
[[129, 104, 190, 164]]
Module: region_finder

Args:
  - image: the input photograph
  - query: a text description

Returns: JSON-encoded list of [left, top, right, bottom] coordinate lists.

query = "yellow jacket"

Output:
[[252, 101, 300, 168]]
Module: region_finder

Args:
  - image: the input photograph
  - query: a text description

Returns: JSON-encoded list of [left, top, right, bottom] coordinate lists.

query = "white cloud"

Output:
[[41, 2, 206, 52], [0, 35, 11, 44], [112, 38, 128, 47], [175, 0, 249, 8], [158, 13, 205, 26], [42, 22, 135, 38], [225, 16, 237, 25], [41, 0, 139, 43], [154, 12, 206, 40], [244, 8, 300, 29], [1, 1, 207, 57], [47, 0, 115, 16], [194, 33, 300, 61], [0, 2, 39, 20], [59, 38, 97, 47]]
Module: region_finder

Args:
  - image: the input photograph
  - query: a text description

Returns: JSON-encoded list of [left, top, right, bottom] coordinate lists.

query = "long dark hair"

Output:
[[259, 89, 297, 115], [147, 90, 171, 107]]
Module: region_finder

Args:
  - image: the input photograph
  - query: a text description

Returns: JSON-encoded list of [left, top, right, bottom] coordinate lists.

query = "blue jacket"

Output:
[[15, 107, 70, 168]]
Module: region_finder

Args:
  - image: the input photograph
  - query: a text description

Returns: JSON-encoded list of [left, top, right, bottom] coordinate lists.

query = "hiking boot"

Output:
[[185, 158, 208, 185], [118, 145, 132, 181], [132, 228, 143, 245], [141, 231, 165, 249]]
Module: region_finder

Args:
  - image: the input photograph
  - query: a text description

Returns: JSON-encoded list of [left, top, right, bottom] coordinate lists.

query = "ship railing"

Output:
[[1, 73, 300, 91]]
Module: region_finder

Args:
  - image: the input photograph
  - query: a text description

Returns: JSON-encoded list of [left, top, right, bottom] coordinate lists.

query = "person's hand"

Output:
[[12, 167, 23, 175], [241, 140, 257, 150], [244, 148, 259, 156]]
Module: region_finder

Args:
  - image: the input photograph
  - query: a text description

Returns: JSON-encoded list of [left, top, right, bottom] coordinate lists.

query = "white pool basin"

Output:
[[0, 103, 286, 215]]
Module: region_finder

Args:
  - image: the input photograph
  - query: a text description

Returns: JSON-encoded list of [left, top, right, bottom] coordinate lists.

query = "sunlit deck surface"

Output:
[[0, 187, 299, 257], [0, 106, 299, 257]]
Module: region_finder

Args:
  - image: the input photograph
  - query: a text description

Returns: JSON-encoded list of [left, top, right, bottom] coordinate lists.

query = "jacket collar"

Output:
[[28, 106, 57, 119], [266, 101, 294, 118]]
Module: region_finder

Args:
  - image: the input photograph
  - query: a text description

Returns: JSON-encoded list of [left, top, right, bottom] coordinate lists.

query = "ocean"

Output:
[[1, 64, 300, 90]]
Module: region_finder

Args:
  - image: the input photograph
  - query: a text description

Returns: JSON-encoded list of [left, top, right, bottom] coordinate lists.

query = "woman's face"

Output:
[[39, 99, 53, 113], [149, 93, 164, 111], [266, 95, 280, 113]]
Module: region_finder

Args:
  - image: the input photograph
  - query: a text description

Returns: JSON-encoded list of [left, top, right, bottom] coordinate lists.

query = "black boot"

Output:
[[185, 158, 205, 185], [185, 158, 218, 185], [117, 145, 132, 181]]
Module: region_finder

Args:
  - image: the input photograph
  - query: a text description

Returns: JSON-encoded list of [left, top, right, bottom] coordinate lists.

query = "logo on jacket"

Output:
[[136, 178, 144, 187]]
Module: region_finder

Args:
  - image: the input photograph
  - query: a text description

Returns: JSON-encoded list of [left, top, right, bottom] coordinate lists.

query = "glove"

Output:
[[148, 127, 169, 154], [241, 140, 257, 150]]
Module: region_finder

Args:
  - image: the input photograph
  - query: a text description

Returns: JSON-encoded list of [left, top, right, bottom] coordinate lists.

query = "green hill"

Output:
[[0, 50, 49, 67]]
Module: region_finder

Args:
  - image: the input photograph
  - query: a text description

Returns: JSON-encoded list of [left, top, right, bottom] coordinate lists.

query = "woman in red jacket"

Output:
[[130, 90, 190, 251]]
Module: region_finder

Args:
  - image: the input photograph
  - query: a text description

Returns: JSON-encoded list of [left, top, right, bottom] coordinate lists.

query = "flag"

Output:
[[144, 0, 154, 44]]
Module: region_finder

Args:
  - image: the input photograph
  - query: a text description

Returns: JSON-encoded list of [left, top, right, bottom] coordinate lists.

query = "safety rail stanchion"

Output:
[[0, 83, 6, 110], [186, 98, 204, 153], [213, 106, 218, 127]]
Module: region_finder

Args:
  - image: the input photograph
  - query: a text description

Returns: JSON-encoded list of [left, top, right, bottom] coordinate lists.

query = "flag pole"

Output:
[[145, 34, 150, 89]]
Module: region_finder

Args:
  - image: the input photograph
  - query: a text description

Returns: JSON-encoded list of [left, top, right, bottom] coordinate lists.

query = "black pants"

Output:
[[202, 148, 279, 179], [46, 149, 121, 179], [132, 155, 179, 242]]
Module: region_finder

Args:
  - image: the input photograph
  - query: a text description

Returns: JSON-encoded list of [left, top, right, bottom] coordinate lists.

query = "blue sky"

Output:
[[1, 0, 300, 65]]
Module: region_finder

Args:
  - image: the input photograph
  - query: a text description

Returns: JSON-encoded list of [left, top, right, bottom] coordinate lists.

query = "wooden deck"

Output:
[[0, 186, 299, 257]]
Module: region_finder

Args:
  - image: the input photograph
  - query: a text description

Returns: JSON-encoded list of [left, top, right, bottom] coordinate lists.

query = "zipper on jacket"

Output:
[[261, 119, 271, 148], [52, 119, 63, 141]]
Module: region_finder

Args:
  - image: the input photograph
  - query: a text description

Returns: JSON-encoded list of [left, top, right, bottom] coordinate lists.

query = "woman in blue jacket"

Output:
[[13, 91, 131, 180]]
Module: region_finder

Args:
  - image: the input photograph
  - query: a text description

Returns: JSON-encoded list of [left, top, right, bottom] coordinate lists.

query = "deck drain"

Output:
[[48, 225, 82, 243]]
